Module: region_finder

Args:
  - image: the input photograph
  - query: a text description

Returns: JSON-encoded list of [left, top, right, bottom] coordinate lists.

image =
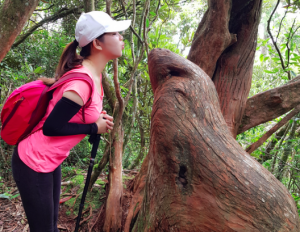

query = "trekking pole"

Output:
[[75, 134, 101, 232]]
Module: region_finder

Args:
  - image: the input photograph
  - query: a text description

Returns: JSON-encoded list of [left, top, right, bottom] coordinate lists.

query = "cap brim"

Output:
[[105, 20, 131, 33]]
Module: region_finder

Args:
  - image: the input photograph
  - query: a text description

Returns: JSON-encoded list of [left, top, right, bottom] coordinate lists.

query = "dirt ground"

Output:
[[0, 170, 137, 232]]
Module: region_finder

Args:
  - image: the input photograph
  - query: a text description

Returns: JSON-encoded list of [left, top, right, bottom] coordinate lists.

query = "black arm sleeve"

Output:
[[43, 97, 98, 136]]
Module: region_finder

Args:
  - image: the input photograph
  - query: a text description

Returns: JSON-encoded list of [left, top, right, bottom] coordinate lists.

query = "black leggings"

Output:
[[12, 147, 61, 232]]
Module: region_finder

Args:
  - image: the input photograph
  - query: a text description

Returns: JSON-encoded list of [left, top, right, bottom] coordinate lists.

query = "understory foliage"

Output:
[[1, 0, 300, 218]]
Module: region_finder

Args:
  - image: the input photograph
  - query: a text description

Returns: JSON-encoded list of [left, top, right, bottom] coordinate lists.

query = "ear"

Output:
[[92, 39, 102, 51]]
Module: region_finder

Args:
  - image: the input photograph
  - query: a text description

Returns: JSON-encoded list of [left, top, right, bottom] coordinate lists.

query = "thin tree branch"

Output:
[[124, 46, 145, 106], [142, 0, 150, 56], [34, 4, 54, 12], [149, 0, 161, 27], [119, 0, 143, 45], [270, 122, 291, 173], [285, 17, 296, 79], [246, 105, 300, 154], [130, 26, 144, 44], [276, 6, 288, 41], [102, 71, 117, 110], [12, 7, 82, 48], [131, 0, 136, 63], [267, 0, 287, 71], [112, 59, 124, 122]]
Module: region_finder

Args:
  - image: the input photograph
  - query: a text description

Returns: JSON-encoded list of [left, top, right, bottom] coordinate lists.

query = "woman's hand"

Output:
[[95, 111, 114, 134]]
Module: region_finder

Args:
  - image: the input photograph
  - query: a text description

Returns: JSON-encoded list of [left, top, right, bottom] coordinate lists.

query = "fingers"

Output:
[[104, 114, 113, 121], [97, 110, 114, 133], [106, 120, 114, 127], [106, 120, 114, 130], [103, 118, 114, 133]]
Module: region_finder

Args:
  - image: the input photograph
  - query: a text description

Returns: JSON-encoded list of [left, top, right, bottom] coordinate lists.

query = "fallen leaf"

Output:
[[22, 224, 29, 232], [57, 224, 66, 229], [59, 196, 72, 204]]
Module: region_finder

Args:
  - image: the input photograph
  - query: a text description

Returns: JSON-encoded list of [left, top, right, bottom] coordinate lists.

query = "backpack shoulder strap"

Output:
[[48, 72, 95, 123], [49, 73, 94, 92]]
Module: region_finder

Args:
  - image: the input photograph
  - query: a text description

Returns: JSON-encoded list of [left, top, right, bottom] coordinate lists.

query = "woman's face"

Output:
[[99, 32, 124, 60]]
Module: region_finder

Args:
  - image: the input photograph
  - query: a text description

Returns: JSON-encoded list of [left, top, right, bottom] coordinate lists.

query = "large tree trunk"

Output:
[[188, 0, 262, 137], [0, 0, 40, 63], [187, 0, 237, 78], [124, 154, 149, 232], [212, 0, 262, 137], [132, 48, 300, 231]]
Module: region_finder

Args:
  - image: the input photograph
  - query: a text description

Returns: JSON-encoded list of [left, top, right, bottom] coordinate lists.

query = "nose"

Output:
[[118, 33, 123, 41]]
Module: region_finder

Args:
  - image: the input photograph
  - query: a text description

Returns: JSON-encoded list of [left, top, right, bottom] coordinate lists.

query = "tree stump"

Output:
[[132, 48, 300, 231]]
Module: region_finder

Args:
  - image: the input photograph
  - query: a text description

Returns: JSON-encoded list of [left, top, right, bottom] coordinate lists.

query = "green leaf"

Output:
[[291, 42, 296, 52], [259, 54, 264, 62], [0, 193, 10, 199], [264, 162, 270, 167], [160, 4, 168, 10], [264, 68, 279, 74], [285, 49, 289, 59], [149, 11, 156, 16], [34, 66, 42, 74], [272, 57, 281, 62], [10, 194, 20, 199], [146, 18, 149, 28], [120, 85, 128, 91]]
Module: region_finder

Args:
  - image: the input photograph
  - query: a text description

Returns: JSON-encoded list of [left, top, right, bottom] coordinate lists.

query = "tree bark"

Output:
[[187, 0, 263, 137], [239, 75, 300, 134], [84, 0, 95, 12], [187, 0, 237, 78], [212, 0, 263, 137], [124, 154, 149, 232], [103, 59, 124, 232], [0, 0, 40, 63], [132, 48, 300, 231], [103, 124, 124, 232]]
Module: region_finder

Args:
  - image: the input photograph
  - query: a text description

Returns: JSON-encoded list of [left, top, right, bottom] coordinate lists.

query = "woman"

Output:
[[11, 11, 131, 232]]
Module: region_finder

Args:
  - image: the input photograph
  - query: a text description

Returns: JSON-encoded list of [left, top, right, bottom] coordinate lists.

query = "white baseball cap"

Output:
[[75, 11, 131, 47]]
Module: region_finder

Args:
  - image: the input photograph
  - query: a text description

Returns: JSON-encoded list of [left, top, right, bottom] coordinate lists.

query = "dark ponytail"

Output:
[[54, 39, 83, 80]]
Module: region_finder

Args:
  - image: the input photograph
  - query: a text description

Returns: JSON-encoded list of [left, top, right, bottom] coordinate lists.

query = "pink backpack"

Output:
[[1, 71, 94, 145]]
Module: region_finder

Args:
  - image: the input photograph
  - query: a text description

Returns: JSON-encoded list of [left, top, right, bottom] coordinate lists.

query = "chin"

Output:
[[117, 51, 123, 58], [110, 52, 123, 60]]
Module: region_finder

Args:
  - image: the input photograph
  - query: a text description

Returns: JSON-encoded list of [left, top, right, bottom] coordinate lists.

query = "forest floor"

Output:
[[0, 169, 137, 232]]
